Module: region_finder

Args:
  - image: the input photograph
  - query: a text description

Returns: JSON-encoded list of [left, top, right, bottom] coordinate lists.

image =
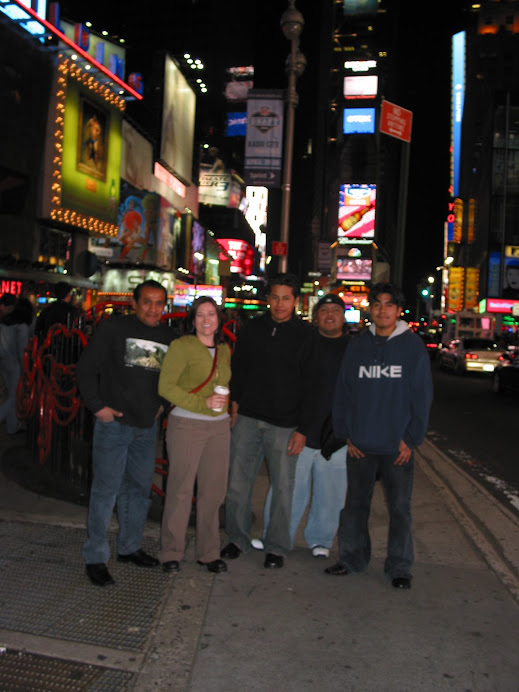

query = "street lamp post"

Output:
[[279, 0, 306, 273]]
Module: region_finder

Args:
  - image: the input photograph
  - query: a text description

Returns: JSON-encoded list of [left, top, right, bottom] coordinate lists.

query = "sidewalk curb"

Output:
[[418, 438, 519, 604]]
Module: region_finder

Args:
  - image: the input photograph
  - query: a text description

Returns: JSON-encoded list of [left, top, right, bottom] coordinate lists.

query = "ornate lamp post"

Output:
[[278, 0, 306, 273]]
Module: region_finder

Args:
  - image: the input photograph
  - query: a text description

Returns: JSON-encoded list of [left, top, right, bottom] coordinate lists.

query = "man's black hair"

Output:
[[54, 282, 73, 301], [267, 272, 300, 298], [0, 293, 16, 308], [368, 282, 405, 308], [133, 279, 167, 303]]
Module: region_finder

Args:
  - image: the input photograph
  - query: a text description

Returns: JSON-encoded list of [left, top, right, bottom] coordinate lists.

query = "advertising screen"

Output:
[[344, 75, 378, 100], [338, 184, 376, 239], [218, 239, 255, 276], [244, 89, 284, 187], [336, 242, 373, 282], [343, 108, 376, 134], [345, 309, 361, 323], [60, 77, 122, 225], [88, 182, 161, 264], [343, 0, 378, 14], [121, 120, 153, 190], [160, 55, 196, 183], [190, 220, 205, 278]]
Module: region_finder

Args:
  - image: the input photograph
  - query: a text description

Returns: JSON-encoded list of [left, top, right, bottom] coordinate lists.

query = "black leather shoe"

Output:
[[220, 542, 241, 560], [198, 559, 227, 573], [86, 563, 115, 587], [264, 553, 284, 568], [162, 560, 180, 573], [324, 562, 350, 576], [117, 549, 159, 568], [392, 577, 411, 589]]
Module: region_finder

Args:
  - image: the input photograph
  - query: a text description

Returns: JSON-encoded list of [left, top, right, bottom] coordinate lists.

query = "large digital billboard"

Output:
[[337, 241, 373, 282], [344, 76, 378, 100], [338, 184, 376, 239], [60, 75, 122, 225], [160, 55, 196, 183], [343, 108, 376, 134]]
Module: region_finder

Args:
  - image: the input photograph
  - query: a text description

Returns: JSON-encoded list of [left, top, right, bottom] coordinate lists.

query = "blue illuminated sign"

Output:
[[450, 31, 465, 241], [343, 108, 376, 134], [226, 112, 247, 137]]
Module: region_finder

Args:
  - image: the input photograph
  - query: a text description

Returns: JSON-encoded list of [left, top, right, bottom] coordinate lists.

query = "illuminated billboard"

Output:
[[226, 113, 247, 136], [338, 184, 376, 239], [60, 72, 122, 226], [121, 120, 153, 190], [244, 89, 284, 187], [218, 239, 255, 276], [337, 242, 372, 282], [450, 31, 465, 242], [160, 55, 196, 183], [343, 108, 376, 134], [343, 0, 378, 14], [344, 76, 378, 100], [88, 182, 162, 264]]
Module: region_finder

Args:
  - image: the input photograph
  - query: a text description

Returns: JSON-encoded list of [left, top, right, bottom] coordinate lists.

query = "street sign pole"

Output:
[[379, 100, 413, 289]]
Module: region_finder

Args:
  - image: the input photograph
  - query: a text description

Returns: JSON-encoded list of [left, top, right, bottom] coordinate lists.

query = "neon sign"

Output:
[[4, 0, 143, 100]]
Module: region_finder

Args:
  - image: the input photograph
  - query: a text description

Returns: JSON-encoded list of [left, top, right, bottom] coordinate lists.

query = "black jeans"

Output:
[[338, 451, 414, 579]]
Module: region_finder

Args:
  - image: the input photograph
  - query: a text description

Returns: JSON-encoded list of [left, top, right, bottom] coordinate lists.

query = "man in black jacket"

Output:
[[76, 280, 174, 587], [221, 273, 316, 568]]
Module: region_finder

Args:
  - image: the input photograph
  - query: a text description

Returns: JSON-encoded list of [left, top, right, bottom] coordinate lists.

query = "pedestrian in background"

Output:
[[158, 296, 231, 575], [327, 282, 433, 589], [0, 298, 34, 434], [35, 281, 79, 336], [221, 273, 316, 569]]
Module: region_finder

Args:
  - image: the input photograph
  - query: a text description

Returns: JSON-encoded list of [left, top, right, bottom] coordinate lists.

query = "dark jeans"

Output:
[[82, 419, 157, 565], [338, 452, 414, 579]]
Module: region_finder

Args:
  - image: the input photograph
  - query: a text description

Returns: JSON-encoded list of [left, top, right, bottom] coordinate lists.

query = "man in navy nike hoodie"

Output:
[[327, 282, 433, 589]]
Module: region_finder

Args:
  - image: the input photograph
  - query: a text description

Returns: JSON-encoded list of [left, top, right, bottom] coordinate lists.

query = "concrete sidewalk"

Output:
[[0, 429, 518, 691]]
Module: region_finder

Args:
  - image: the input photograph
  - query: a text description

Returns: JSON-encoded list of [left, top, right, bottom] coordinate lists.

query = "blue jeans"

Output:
[[82, 419, 157, 564], [338, 452, 414, 579], [262, 446, 347, 549], [224, 414, 297, 556]]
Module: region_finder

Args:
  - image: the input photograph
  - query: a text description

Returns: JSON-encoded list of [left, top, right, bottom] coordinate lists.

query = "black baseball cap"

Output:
[[315, 294, 345, 312]]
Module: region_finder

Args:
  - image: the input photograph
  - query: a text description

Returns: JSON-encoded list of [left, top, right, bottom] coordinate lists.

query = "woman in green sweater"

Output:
[[158, 297, 231, 574]]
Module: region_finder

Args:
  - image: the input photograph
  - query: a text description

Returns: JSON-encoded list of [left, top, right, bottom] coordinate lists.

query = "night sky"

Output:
[[60, 0, 468, 308]]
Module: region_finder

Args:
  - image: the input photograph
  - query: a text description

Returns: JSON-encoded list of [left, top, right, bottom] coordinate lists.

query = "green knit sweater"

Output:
[[158, 334, 231, 416]]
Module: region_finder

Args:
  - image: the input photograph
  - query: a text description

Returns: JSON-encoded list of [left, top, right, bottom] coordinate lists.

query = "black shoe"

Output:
[[198, 559, 227, 573], [324, 562, 350, 576], [220, 542, 242, 560], [117, 549, 159, 568], [86, 563, 115, 587], [264, 553, 284, 569], [392, 577, 411, 589], [162, 560, 180, 573]]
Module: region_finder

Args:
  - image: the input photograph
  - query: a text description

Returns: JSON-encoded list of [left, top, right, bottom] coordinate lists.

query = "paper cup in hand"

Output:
[[212, 385, 229, 412]]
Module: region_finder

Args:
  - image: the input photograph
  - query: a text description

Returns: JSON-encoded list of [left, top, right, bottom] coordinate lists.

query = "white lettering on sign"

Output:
[[347, 115, 372, 123], [359, 365, 402, 379]]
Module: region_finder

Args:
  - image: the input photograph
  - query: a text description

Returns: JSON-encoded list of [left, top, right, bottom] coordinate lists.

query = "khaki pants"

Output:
[[159, 416, 230, 564]]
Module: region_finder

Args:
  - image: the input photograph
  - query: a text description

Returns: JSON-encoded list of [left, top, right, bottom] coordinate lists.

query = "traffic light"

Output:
[[421, 288, 430, 298]]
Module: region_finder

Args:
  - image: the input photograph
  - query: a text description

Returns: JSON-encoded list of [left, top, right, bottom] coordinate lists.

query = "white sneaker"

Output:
[[311, 546, 330, 559], [251, 538, 264, 550]]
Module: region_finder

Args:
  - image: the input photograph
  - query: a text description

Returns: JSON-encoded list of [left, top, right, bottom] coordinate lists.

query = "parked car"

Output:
[[417, 331, 440, 359], [493, 352, 519, 395], [439, 337, 505, 375]]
